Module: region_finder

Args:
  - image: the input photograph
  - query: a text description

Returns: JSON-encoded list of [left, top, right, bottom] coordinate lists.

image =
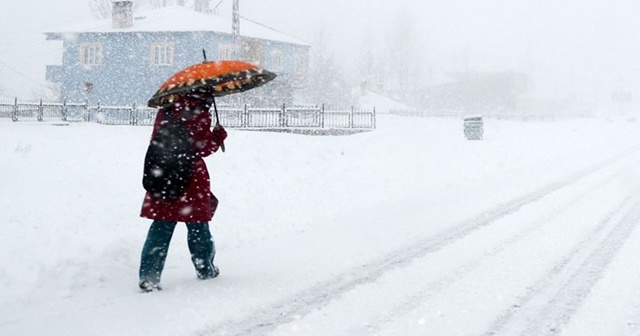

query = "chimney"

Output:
[[112, 1, 133, 29], [194, 0, 211, 13]]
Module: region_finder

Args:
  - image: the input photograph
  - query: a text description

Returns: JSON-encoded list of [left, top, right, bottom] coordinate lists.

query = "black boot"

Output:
[[139, 280, 163, 293]]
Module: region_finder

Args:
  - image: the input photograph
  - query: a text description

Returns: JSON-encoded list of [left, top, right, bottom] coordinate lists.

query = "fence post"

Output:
[[95, 102, 101, 123], [243, 104, 248, 128], [372, 106, 376, 129], [350, 106, 354, 128], [62, 99, 68, 121], [38, 99, 44, 122], [321, 104, 325, 128], [12, 97, 18, 122], [83, 99, 89, 122], [281, 103, 286, 127], [131, 103, 137, 125]]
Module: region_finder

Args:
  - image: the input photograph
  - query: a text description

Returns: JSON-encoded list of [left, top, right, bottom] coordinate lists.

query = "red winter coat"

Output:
[[140, 96, 227, 223]]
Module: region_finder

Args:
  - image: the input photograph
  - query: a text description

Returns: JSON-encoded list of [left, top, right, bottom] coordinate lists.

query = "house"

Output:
[[44, 0, 310, 106]]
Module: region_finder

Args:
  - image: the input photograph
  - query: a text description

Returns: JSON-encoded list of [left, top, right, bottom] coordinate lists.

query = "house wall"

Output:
[[47, 31, 309, 106]]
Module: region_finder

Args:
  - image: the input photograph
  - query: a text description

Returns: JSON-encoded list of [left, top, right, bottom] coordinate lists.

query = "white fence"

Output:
[[0, 99, 376, 129], [389, 108, 596, 121]]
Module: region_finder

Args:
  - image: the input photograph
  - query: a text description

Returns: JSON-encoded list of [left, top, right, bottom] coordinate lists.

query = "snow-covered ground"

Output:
[[2, 115, 640, 335]]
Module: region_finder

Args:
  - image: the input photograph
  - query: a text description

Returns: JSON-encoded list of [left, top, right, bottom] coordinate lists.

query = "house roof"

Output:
[[47, 5, 310, 46]]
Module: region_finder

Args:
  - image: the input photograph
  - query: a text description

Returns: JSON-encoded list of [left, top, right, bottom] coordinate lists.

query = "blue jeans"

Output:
[[139, 220, 217, 285]]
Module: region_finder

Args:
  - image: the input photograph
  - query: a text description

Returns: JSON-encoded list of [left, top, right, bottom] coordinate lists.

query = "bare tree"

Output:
[[90, 0, 163, 19], [300, 24, 355, 108], [357, 26, 388, 94], [31, 83, 60, 101], [385, 8, 424, 99], [147, 0, 171, 8], [89, 0, 114, 19]]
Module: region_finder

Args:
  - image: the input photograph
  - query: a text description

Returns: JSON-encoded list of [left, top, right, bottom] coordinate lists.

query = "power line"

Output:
[[213, 0, 226, 12], [0, 51, 61, 63], [0, 20, 73, 39], [0, 60, 43, 86], [0, 43, 61, 59], [239, 15, 311, 45]]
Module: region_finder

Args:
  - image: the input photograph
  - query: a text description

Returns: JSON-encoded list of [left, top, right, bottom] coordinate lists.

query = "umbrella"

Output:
[[148, 56, 277, 152], [147, 59, 277, 109]]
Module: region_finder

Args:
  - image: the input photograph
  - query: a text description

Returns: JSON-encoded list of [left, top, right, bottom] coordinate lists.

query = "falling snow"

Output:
[[2, 114, 640, 335]]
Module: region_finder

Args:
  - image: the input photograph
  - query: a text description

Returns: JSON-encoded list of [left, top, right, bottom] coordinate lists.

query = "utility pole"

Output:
[[232, 0, 240, 35]]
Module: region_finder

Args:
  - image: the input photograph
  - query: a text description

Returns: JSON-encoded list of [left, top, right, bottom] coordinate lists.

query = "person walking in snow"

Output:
[[138, 95, 227, 292]]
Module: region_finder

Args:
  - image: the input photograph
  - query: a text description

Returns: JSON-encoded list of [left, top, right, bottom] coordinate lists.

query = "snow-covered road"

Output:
[[205, 143, 640, 336], [2, 116, 640, 336]]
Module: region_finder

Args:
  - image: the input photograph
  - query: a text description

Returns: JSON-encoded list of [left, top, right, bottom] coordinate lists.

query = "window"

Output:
[[293, 54, 306, 88], [150, 42, 174, 66], [271, 51, 283, 72], [80, 43, 103, 67], [294, 54, 305, 75], [218, 44, 235, 60]]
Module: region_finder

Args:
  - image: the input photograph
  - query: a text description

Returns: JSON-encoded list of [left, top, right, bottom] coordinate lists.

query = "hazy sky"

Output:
[[240, 0, 640, 104], [2, 0, 640, 106]]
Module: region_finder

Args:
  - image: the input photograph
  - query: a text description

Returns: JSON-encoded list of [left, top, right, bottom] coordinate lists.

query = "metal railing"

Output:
[[0, 99, 376, 129]]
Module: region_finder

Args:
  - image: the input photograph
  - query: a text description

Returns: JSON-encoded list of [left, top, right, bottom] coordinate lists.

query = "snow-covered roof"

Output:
[[358, 90, 415, 114], [47, 5, 310, 46]]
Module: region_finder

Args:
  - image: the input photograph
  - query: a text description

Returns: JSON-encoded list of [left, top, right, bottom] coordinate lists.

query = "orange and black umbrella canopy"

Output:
[[148, 60, 277, 108]]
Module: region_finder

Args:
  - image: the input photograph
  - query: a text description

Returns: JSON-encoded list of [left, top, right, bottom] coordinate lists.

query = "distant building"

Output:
[[44, 0, 310, 106], [420, 71, 530, 114]]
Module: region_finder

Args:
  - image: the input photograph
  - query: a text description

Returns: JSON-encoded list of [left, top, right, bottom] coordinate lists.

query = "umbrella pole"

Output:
[[212, 96, 225, 152], [212, 96, 220, 125]]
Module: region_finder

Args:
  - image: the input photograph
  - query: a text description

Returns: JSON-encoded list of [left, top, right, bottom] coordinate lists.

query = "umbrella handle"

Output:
[[216, 124, 225, 152]]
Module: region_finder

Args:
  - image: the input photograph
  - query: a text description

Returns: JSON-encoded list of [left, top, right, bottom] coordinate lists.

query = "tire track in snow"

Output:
[[524, 198, 640, 336], [196, 146, 640, 336], [622, 292, 640, 336], [484, 195, 640, 336], [350, 172, 626, 336]]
